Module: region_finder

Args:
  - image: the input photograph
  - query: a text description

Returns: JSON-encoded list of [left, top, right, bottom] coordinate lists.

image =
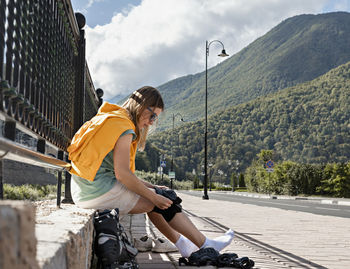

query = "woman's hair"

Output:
[[122, 86, 164, 151]]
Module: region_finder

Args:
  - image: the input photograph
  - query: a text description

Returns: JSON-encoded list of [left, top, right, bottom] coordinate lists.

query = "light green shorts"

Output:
[[73, 180, 140, 215]]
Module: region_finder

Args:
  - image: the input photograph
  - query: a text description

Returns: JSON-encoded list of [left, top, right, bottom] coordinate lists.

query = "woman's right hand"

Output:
[[152, 194, 173, 210]]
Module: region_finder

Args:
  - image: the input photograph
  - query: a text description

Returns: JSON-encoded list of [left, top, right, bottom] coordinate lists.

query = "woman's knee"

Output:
[[129, 196, 154, 214]]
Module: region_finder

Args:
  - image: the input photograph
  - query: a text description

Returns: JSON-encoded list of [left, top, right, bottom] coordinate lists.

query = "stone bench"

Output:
[[0, 199, 153, 269], [0, 200, 95, 269]]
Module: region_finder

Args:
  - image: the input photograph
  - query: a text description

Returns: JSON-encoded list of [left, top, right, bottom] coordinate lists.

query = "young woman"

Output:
[[68, 86, 234, 257]]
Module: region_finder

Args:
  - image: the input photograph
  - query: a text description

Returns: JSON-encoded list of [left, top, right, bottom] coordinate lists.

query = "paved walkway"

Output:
[[122, 192, 350, 269]]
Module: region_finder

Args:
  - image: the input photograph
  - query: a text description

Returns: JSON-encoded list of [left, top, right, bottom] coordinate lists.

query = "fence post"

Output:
[[37, 139, 46, 154], [4, 121, 16, 141], [73, 13, 86, 133], [0, 159, 3, 199], [62, 153, 73, 204], [0, 121, 16, 199], [57, 150, 64, 207]]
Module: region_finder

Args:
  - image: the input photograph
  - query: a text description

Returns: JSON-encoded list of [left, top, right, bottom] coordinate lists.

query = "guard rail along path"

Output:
[[0, 0, 104, 268], [0, 0, 103, 203]]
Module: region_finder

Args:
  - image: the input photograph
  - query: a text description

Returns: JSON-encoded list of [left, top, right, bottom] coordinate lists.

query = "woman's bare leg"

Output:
[[129, 196, 182, 243], [168, 212, 206, 247], [128, 196, 154, 214], [148, 211, 200, 257], [147, 211, 180, 243], [128, 195, 232, 254], [129, 195, 203, 245]]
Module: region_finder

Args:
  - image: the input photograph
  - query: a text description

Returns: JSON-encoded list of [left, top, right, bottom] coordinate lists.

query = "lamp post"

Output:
[[170, 113, 184, 189], [236, 160, 240, 188], [160, 154, 166, 181], [208, 163, 213, 191], [203, 40, 229, 200], [230, 159, 239, 191]]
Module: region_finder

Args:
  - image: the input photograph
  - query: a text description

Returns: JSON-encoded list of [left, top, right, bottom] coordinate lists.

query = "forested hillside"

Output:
[[157, 12, 350, 130], [144, 61, 350, 180]]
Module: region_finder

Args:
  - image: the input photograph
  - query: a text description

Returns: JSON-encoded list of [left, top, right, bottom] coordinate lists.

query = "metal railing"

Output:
[[0, 0, 103, 205]]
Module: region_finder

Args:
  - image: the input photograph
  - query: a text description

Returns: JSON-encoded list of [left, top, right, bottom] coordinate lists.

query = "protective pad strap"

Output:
[[153, 203, 182, 222]]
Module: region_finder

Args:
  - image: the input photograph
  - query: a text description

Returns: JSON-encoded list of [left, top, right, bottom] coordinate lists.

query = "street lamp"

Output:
[[203, 40, 229, 200], [170, 113, 184, 189], [236, 160, 240, 188], [230, 159, 240, 191], [208, 163, 213, 191]]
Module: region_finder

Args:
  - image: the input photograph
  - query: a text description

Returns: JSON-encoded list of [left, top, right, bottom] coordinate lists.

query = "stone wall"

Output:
[[3, 160, 57, 186], [0, 200, 95, 269], [0, 201, 39, 269]]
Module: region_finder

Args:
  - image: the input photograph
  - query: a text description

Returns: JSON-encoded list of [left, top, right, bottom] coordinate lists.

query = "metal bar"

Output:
[[0, 157, 3, 199], [37, 139, 45, 154], [57, 169, 62, 207], [0, 0, 6, 81], [62, 152, 73, 203], [203, 40, 209, 200], [73, 27, 86, 132], [1, 120, 15, 199], [0, 0, 102, 204], [0, 136, 70, 171], [4, 120, 16, 141], [63, 0, 80, 40], [57, 150, 64, 207]]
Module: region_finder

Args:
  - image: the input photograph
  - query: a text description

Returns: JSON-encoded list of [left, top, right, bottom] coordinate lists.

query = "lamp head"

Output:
[[218, 49, 229, 57]]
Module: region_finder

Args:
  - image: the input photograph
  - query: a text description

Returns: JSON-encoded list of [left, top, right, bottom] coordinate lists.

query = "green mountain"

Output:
[[145, 61, 350, 180], [157, 12, 350, 130]]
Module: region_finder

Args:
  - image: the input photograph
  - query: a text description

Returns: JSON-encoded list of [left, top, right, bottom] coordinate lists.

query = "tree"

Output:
[[317, 163, 350, 198], [239, 173, 246, 187], [193, 176, 200, 189], [230, 173, 237, 190]]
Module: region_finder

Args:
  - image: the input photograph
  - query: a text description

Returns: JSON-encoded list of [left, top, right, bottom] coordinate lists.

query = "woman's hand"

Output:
[[152, 194, 173, 210]]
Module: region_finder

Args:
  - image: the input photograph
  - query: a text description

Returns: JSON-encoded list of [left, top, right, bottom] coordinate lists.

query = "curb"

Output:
[[321, 200, 350, 206], [190, 190, 350, 207], [35, 201, 95, 269]]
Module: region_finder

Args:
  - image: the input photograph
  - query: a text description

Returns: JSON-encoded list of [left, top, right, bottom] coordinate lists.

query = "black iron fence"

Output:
[[0, 0, 103, 203]]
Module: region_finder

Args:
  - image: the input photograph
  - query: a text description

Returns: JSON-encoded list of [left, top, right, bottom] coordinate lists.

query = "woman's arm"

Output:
[[139, 178, 168, 190], [140, 178, 155, 188], [113, 134, 172, 209]]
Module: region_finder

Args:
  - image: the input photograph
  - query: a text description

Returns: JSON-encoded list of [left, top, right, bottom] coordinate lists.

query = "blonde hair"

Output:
[[122, 86, 164, 151]]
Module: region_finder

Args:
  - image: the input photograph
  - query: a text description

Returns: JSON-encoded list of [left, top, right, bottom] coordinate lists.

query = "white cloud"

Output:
[[84, 0, 331, 100], [86, 0, 105, 9]]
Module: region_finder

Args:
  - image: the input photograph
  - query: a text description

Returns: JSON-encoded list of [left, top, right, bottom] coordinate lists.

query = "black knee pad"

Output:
[[152, 187, 183, 222], [153, 203, 182, 222]]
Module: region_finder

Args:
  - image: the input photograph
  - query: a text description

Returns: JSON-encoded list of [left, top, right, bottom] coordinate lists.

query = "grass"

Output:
[[3, 184, 59, 201]]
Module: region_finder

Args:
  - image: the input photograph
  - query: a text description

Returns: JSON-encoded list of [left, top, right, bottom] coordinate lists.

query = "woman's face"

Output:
[[137, 106, 162, 129]]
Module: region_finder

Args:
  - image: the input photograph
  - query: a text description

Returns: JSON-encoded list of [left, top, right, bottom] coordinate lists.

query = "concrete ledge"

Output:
[[0, 200, 96, 269], [1, 201, 207, 269], [0, 200, 39, 269], [35, 200, 95, 269]]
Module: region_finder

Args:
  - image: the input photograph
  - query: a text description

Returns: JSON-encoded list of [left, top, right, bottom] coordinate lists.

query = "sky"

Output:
[[71, 0, 350, 101]]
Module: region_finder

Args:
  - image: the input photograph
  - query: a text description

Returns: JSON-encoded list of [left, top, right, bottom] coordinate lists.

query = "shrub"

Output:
[[317, 163, 350, 198], [4, 184, 58, 200]]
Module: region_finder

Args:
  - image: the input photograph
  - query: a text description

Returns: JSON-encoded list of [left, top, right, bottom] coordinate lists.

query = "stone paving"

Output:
[[178, 192, 350, 269], [122, 192, 350, 269], [120, 213, 177, 269]]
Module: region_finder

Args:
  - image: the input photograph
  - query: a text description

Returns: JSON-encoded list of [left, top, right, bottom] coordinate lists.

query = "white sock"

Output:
[[200, 229, 234, 252], [175, 235, 199, 258]]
